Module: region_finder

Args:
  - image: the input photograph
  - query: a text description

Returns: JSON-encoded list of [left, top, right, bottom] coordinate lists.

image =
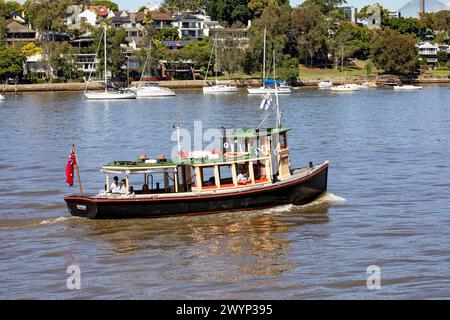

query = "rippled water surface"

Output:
[[1, 86, 450, 299]]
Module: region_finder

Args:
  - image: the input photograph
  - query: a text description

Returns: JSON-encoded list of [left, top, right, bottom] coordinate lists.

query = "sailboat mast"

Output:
[[263, 28, 266, 84], [215, 35, 218, 83], [104, 25, 107, 92], [274, 52, 280, 128]]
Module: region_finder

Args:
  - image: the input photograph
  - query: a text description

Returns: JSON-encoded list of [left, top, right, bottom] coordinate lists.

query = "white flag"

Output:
[[260, 92, 272, 110]]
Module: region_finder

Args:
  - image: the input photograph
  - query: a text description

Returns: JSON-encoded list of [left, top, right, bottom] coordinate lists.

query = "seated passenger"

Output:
[[110, 176, 119, 193], [237, 171, 249, 184], [119, 179, 127, 194], [142, 184, 150, 193]]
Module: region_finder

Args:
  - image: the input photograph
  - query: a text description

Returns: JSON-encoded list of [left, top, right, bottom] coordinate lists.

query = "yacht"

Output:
[[394, 85, 422, 90], [130, 83, 176, 97], [84, 26, 136, 100], [203, 36, 237, 94]]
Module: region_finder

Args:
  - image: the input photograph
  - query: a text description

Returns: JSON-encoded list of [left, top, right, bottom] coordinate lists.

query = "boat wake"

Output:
[[39, 216, 70, 225], [264, 192, 346, 215]]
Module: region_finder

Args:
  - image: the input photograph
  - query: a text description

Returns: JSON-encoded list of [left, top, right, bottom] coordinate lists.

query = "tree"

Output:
[[4, 1, 22, 19], [437, 51, 448, 65], [23, 0, 73, 32], [91, 1, 118, 11], [301, 0, 346, 15], [0, 46, 26, 81], [48, 41, 78, 80], [370, 29, 418, 75], [21, 42, 44, 56], [93, 26, 127, 78], [291, 4, 329, 66], [161, 0, 205, 12], [384, 17, 426, 39], [178, 37, 212, 70]]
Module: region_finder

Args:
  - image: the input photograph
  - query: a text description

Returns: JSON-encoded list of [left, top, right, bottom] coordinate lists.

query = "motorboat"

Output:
[[357, 82, 370, 89], [330, 84, 360, 92], [318, 80, 333, 89]]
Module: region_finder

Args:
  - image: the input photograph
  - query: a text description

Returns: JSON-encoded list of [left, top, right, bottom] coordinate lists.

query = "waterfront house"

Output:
[[6, 21, 37, 46], [141, 10, 174, 29], [173, 12, 221, 40], [25, 54, 46, 80], [417, 42, 439, 66]]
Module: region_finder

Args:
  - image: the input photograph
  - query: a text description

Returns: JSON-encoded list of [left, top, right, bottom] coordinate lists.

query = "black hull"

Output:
[[65, 162, 328, 219]]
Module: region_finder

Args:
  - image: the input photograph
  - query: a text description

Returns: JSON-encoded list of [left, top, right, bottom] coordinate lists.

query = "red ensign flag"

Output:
[[65, 147, 77, 186]]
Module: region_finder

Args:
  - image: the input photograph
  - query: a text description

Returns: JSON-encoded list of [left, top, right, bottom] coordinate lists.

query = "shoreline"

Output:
[[1, 76, 449, 93]]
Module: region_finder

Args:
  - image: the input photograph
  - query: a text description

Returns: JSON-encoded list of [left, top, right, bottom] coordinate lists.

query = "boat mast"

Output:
[[104, 25, 107, 93], [273, 51, 280, 128], [214, 35, 218, 84], [263, 28, 266, 85]]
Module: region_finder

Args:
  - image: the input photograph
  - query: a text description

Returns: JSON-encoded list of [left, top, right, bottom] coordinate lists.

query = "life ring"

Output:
[[223, 142, 229, 149]]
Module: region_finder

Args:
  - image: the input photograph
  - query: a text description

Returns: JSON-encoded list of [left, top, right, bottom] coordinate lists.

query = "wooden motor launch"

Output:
[[65, 85, 329, 219]]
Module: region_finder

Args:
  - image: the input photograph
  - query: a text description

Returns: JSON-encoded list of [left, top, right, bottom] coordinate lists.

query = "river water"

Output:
[[1, 86, 450, 299]]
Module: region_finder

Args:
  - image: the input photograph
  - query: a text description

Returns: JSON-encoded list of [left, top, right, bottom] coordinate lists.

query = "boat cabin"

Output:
[[100, 127, 291, 196]]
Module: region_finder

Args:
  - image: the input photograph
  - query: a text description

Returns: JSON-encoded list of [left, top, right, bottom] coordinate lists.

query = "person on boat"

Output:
[[110, 176, 119, 193], [119, 179, 127, 194], [142, 184, 150, 193], [237, 171, 249, 184]]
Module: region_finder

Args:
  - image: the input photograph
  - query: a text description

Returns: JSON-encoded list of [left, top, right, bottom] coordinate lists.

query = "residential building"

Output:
[[110, 11, 145, 43], [173, 12, 222, 40], [66, 6, 98, 30], [6, 21, 37, 46], [75, 53, 98, 76], [417, 42, 439, 66], [339, 6, 357, 24], [388, 11, 402, 18], [25, 54, 46, 79], [141, 10, 174, 29]]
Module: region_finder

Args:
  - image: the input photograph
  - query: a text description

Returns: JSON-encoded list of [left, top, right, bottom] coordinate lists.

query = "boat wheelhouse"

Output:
[[64, 126, 329, 219]]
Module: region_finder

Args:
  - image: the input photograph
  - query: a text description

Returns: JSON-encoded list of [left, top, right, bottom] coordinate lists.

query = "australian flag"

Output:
[[260, 92, 272, 110]]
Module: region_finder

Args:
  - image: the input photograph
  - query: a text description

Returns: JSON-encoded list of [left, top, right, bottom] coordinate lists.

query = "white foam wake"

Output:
[[39, 216, 69, 225]]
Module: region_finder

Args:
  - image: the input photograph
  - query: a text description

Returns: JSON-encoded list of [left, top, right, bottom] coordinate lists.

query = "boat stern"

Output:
[[64, 195, 98, 219]]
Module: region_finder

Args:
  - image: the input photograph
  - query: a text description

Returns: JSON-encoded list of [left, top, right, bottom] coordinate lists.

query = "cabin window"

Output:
[[200, 166, 216, 187], [280, 132, 287, 149], [218, 165, 233, 186]]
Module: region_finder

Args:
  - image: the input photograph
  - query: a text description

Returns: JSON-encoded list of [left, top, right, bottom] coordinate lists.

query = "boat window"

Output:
[[218, 165, 233, 186], [200, 166, 216, 187], [280, 132, 287, 149]]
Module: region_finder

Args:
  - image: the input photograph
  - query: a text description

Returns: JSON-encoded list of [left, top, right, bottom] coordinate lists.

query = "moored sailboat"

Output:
[[84, 26, 136, 100]]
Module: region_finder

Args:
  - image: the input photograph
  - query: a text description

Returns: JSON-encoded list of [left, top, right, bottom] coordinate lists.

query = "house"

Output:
[[388, 11, 402, 19], [173, 12, 222, 40], [25, 54, 46, 79], [74, 53, 98, 77], [141, 10, 174, 29], [210, 23, 250, 49], [66, 7, 98, 30], [6, 21, 37, 46], [110, 11, 145, 43], [417, 42, 439, 66]]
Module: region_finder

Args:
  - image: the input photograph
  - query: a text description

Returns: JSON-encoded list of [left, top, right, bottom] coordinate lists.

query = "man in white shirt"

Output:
[[237, 171, 249, 184], [119, 179, 128, 194], [110, 176, 119, 193]]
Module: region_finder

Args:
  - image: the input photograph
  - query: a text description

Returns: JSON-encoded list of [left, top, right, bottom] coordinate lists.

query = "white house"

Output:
[[417, 42, 439, 66], [173, 12, 223, 40], [66, 6, 98, 30]]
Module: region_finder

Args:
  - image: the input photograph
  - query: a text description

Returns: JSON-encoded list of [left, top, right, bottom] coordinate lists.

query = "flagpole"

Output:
[[72, 144, 83, 195]]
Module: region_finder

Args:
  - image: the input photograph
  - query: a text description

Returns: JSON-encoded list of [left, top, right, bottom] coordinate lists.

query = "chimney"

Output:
[[420, 0, 425, 14]]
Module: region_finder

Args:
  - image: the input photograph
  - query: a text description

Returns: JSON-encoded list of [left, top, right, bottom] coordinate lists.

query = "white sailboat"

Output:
[[129, 41, 176, 97], [0, 94, 5, 101], [248, 29, 291, 95], [394, 85, 422, 90], [330, 46, 360, 92], [203, 36, 237, 94], [84, 26, 136, 100]]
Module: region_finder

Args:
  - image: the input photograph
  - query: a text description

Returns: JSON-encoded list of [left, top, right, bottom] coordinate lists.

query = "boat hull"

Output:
[[65, 162, 329, 219], [134, 87, 176, 97], [203, 86, 238, 93], [84, 92, 136, 100], [247, 87, 292, 94]]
